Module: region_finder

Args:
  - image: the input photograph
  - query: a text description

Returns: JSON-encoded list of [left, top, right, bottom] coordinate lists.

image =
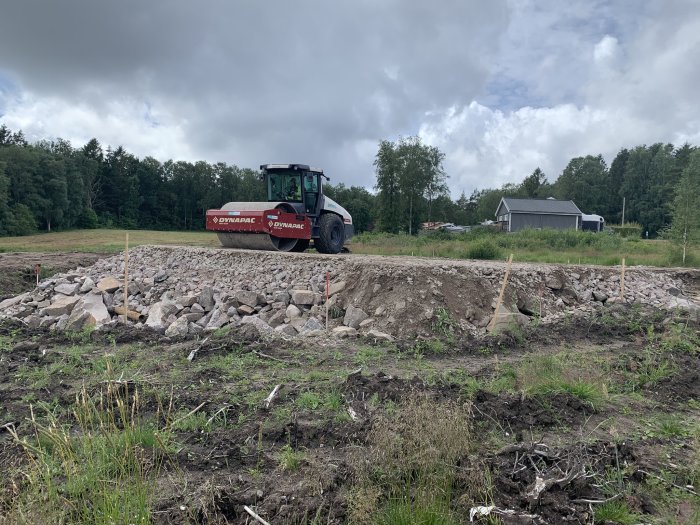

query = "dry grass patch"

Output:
[[349, 397, 473, 525]]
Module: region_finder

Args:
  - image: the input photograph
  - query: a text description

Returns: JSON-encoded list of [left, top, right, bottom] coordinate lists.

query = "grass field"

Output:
[[0, 229, 219, 253], [0, 227, 696, 267]]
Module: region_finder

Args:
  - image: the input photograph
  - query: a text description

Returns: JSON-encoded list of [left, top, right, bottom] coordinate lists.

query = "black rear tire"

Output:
[[316, 213, 345, 254]]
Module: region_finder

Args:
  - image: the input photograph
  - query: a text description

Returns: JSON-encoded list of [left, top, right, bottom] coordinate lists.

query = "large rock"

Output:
[[344, 305, 369, 329], [286, 304, 302, 319], [165, 316, 189, 337], [273, 291, 290, 305], [332, 326, 357, 338], [545, 274, 564, 290], [97, 277, 121, 293], [54, 283, 80, 296], [366, 330, 394, 342], [517, 295, 538, 316], [179, 295, 199, 307], [290, 318, 307, 332], [79, 277, 95, 293], [291, 290, 315, 306], [487, 312, 530, 335], [233, 290, 261, 308], [267, 310, 286, 328], [593, 291, 608, 302], [300, 317, 324, 333], [65, 310, 93, 331], [668, 297, 700, 321], [205, 308, 230, 331], [0, 293, 30, 311], [41, 295, 80, 317], [66, 293, 111, 330], [328, 281, 346, 297], [275, 324, 298, 337], [145, 301, 179, 329], [239, 316, 273, 333], [237, 305, 256, 316], [199, 286, 216, 312]]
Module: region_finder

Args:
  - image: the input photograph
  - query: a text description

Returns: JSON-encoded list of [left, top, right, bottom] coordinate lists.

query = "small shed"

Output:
[[495, 198, 582, 232]]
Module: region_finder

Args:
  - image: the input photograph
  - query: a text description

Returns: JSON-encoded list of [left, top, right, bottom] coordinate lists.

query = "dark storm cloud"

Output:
[[0, 0, 509, 184]]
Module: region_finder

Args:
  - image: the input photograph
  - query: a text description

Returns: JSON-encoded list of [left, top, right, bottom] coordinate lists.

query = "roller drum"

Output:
[[216, 232, 299, 252]]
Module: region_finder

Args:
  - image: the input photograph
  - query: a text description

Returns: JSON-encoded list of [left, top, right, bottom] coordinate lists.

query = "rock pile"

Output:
[[0, 245, 698, 338]]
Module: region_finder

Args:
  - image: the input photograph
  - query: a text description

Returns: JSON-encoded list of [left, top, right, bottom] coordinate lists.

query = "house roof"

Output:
[[499, 198, 582, 215]]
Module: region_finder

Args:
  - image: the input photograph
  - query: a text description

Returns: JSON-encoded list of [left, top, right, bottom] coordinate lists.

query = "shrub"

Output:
[[609, 222, 643, 238], [77, 208, 99, 229], [466, 239, 502, 260]]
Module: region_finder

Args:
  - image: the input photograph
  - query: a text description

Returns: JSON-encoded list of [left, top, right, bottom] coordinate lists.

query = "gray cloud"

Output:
[[1, 0, 699, 197], [0, 0, 508, 186]]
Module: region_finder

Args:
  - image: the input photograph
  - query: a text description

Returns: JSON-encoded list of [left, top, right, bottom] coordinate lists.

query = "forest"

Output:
[[0, 123, 697, 239]]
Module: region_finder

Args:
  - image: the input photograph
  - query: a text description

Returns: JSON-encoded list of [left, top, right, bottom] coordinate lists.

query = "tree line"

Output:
[[372, 137, 699, 239], [0, 123, 697, 239]]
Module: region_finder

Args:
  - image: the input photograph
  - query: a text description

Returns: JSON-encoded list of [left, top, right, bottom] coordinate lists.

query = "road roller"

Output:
[[206, 164, 353, 253]]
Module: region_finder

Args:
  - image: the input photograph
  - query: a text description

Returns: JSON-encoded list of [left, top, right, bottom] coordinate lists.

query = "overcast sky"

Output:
[[1, 0, 699, 196]]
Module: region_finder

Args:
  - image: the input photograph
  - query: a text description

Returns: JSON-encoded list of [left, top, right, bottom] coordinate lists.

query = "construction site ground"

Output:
[[1, 250, 699, 525]]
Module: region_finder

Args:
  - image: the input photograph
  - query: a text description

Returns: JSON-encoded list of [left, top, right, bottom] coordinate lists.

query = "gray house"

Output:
[[495, 198, 582, 232]]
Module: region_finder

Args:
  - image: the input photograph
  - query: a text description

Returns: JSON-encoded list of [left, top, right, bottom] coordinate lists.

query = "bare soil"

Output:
[[0, 252, 105, 301], [1, 251, 699, 524]]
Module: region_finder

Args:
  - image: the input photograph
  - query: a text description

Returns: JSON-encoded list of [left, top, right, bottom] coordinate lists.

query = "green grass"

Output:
[[354, 346, 384, 366], [15, 344, 96, 388], [6, 381, 171, 525], [0, 228, 218, 253], [516, 354, 609, 409], [594, 500, 640, 524], [376, 497, 460, 525], [1, 227, 696, 267], [278, 444, 305, 471], [351, 229, 698, 267]]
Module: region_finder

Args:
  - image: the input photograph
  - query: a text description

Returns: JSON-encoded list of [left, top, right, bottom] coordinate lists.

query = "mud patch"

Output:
[[648, 353, 700, 404], [474, 390, 595, 433]]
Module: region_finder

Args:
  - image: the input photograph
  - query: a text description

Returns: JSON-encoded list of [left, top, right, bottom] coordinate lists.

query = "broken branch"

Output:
[[263, 384, 282, 409], [243, 505, 272, 525], [170, 401, 206, 427], [187, 336, 210, 362], [253, 350, 289, 364]]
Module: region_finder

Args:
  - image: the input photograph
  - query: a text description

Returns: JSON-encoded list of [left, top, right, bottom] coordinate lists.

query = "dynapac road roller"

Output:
[[206, 164, 353, 253]]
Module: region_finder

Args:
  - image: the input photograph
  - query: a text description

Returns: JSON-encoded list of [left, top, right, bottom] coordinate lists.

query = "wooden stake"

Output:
[[488, 254, 513, 331], [620, 258, 626, 300], [123, 232, 129, 323]]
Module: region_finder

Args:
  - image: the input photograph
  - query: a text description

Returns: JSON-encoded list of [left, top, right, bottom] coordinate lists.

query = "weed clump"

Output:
[[516, 354, 608, 410], [6, 376, 171, 525], [349, 397, 472, 525]]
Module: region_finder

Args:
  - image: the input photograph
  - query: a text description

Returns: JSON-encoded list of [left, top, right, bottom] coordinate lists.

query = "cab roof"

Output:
[[260, 163, 324, 174]]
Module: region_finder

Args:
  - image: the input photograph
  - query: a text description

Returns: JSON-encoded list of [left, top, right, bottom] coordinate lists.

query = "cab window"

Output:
[[267, 171, 302, 202]]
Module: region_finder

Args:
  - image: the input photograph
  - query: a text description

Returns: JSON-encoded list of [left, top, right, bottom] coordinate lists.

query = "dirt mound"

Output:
[[3, 245, 698, 340], [649, 353, 700, 403]]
